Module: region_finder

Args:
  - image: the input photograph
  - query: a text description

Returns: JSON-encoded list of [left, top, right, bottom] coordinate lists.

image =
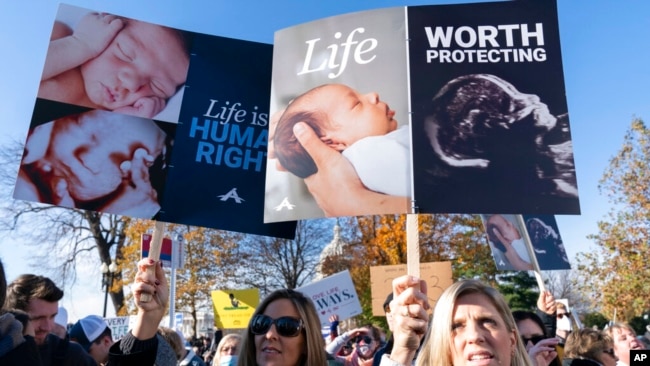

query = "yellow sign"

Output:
[[211, 289, 259, 329]]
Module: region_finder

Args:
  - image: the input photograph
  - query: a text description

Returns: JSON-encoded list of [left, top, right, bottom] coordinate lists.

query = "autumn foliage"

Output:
[[577, 118, 650, 321]]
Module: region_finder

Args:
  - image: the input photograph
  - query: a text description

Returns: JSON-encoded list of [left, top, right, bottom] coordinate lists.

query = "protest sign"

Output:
[[369, 262, 453, 316], [265, 0, 579, 222], [14, 3, 296, 239], [297, 270, 362, 327], [211, 288, 259, 329]]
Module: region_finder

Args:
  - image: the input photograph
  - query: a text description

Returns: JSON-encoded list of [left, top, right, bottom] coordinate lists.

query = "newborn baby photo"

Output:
[[37, 4, 192, 123]]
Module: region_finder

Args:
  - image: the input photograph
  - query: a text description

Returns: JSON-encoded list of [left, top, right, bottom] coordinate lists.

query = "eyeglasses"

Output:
[[602, 348, 616, 357], [355, 335, 374, 344], [556, 312, 569, 319], [250, 314, 304, 337], [521, 335, 546, 345]]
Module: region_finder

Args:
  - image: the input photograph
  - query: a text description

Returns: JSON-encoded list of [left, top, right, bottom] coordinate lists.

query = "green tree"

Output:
[[582, 312, 609, 330], [497, 271, 539, 311], [577, 118, 650, 321], [628, 315, 649, 335]]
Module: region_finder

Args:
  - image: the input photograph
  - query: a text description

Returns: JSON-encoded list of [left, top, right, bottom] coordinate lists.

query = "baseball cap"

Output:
[[69, 315, 108, 352], [54, 306, 68, 328]]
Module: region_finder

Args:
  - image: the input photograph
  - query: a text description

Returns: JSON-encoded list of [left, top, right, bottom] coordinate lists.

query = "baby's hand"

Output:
[[73, 12, 124, 58], [102, 148, 160, 217], [133, 96, 166, 118]]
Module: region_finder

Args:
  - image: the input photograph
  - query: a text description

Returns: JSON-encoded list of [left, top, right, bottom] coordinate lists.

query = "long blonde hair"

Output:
[[415, 279, 532, 366], [215, 333, 242, 363]]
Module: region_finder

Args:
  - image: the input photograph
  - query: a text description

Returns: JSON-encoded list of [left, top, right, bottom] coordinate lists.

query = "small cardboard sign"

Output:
[[369, 262, 453, 316]]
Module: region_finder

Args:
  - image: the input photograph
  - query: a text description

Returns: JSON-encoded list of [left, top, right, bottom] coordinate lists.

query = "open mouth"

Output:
[[467, 350, 494, 363]]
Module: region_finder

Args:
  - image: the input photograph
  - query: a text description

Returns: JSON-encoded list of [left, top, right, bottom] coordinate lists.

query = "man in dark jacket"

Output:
[[5, 273, 96, 366]]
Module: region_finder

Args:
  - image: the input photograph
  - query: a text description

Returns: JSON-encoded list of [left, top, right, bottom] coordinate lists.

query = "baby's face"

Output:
[[80, 20, 189, 111], [312, 84, 398, 148], [44, 110, 166, 201], [487, 215, 520, 243], [479, 74, 556, 131]]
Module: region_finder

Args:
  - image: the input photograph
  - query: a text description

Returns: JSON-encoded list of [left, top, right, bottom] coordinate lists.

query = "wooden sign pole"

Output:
[[406, 213, 420, 278], [140, 221, 165, 303]]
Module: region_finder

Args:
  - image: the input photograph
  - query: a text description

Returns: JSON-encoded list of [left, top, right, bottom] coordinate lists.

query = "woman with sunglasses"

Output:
[[326, 324, 382, 366], [238, 289, 328, 366], [513, 311, 561, 366], [562, 328, 617, 366]]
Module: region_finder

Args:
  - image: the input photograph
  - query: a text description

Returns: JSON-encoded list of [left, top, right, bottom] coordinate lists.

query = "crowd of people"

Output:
[[0, 255, 647, 366]]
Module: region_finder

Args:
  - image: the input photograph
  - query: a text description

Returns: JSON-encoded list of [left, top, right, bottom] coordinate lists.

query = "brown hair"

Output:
[[5, 274, 64, 311], [564, 328, 613, 362], [158, 326, 185, 360], [238, 289, 327, 366]]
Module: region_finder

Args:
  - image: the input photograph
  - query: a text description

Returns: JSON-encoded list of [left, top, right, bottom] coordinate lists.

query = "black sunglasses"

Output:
[[557, 312, 569, 319], [355, 335, 373, 344], [250, 314, 304, 337], [521, 335, 546, 345], [602, 348, 616, 357]]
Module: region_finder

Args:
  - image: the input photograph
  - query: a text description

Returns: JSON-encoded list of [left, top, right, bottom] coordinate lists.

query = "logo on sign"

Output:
[[274, 197, 296, 211], [218, 188, 245, 203]]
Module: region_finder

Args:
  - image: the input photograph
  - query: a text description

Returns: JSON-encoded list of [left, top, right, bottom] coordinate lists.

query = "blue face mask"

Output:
[[220, 355, 238, 366]]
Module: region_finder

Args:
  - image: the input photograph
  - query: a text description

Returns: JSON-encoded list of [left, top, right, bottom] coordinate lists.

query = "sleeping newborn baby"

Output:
[[39, 12, 190, 118]]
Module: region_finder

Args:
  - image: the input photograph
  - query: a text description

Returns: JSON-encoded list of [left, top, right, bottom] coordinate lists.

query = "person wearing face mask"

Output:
[[211, 333, 241, 366], [603, 322, 645, 366], [555, 303, 572, 346], [326, 325, 383, 366]]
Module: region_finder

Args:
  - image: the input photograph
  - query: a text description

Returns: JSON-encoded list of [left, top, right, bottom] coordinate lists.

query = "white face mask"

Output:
[[358, 345, 370, 355], [557, 315, 572, 332]]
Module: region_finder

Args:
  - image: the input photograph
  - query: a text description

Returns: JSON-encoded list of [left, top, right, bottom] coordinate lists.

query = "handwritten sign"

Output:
[[369, 262, 453, 316]]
